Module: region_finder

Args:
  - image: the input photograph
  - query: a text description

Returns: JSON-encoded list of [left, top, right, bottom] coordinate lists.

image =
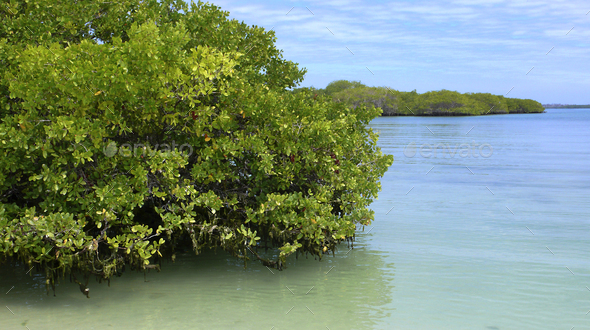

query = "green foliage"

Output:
[[465, 93, 509, 114], [0, 0, 392, 290], [396, 89, 419, 114], [411, 90, 470, 115], [323, 80, 367, 96], [332, 87, 397, 116], [307, 80, 544, 116], [505, 98, 545, 113]]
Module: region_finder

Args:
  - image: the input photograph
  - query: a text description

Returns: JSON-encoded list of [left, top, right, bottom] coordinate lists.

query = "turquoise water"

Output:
[[2, 109, 589, 329]]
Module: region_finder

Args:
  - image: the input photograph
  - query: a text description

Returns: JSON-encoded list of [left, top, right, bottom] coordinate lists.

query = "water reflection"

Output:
[[1, 240, 394, 330]]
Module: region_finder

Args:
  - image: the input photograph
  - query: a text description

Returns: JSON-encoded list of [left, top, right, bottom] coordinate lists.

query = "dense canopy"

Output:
[[298, 80, 545, 116], [0, 1, 392, 293]]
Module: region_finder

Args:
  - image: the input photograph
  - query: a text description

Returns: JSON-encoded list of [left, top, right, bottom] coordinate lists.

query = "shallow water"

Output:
[[2, 109, 589, 329]]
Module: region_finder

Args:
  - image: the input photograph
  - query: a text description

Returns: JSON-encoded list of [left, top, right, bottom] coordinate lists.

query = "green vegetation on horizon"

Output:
[[0, 0, 392, 294], [293, 80, 545, 116]]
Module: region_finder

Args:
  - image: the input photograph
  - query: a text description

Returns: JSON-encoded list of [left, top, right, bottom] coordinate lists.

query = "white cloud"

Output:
[[210, 0, 590, 103]]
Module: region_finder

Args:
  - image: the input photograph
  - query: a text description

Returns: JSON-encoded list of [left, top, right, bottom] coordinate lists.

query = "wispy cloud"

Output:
[[210, 0, 590, 103]]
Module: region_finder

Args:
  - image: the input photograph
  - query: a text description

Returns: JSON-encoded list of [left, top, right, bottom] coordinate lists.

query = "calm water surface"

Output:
[[1, 109, 589, 329]]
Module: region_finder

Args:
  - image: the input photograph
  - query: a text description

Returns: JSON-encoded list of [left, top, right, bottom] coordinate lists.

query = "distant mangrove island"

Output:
[[292, 80, 545, 116]]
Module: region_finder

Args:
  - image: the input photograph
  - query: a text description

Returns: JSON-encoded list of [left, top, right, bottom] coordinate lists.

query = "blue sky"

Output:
[[206, 0, 590, 104]]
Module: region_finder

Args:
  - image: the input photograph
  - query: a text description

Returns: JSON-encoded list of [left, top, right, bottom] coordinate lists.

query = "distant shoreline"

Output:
[[542, 104, 590, 109], [378, 111, 546, 117], [293, 80, 545, 116]]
